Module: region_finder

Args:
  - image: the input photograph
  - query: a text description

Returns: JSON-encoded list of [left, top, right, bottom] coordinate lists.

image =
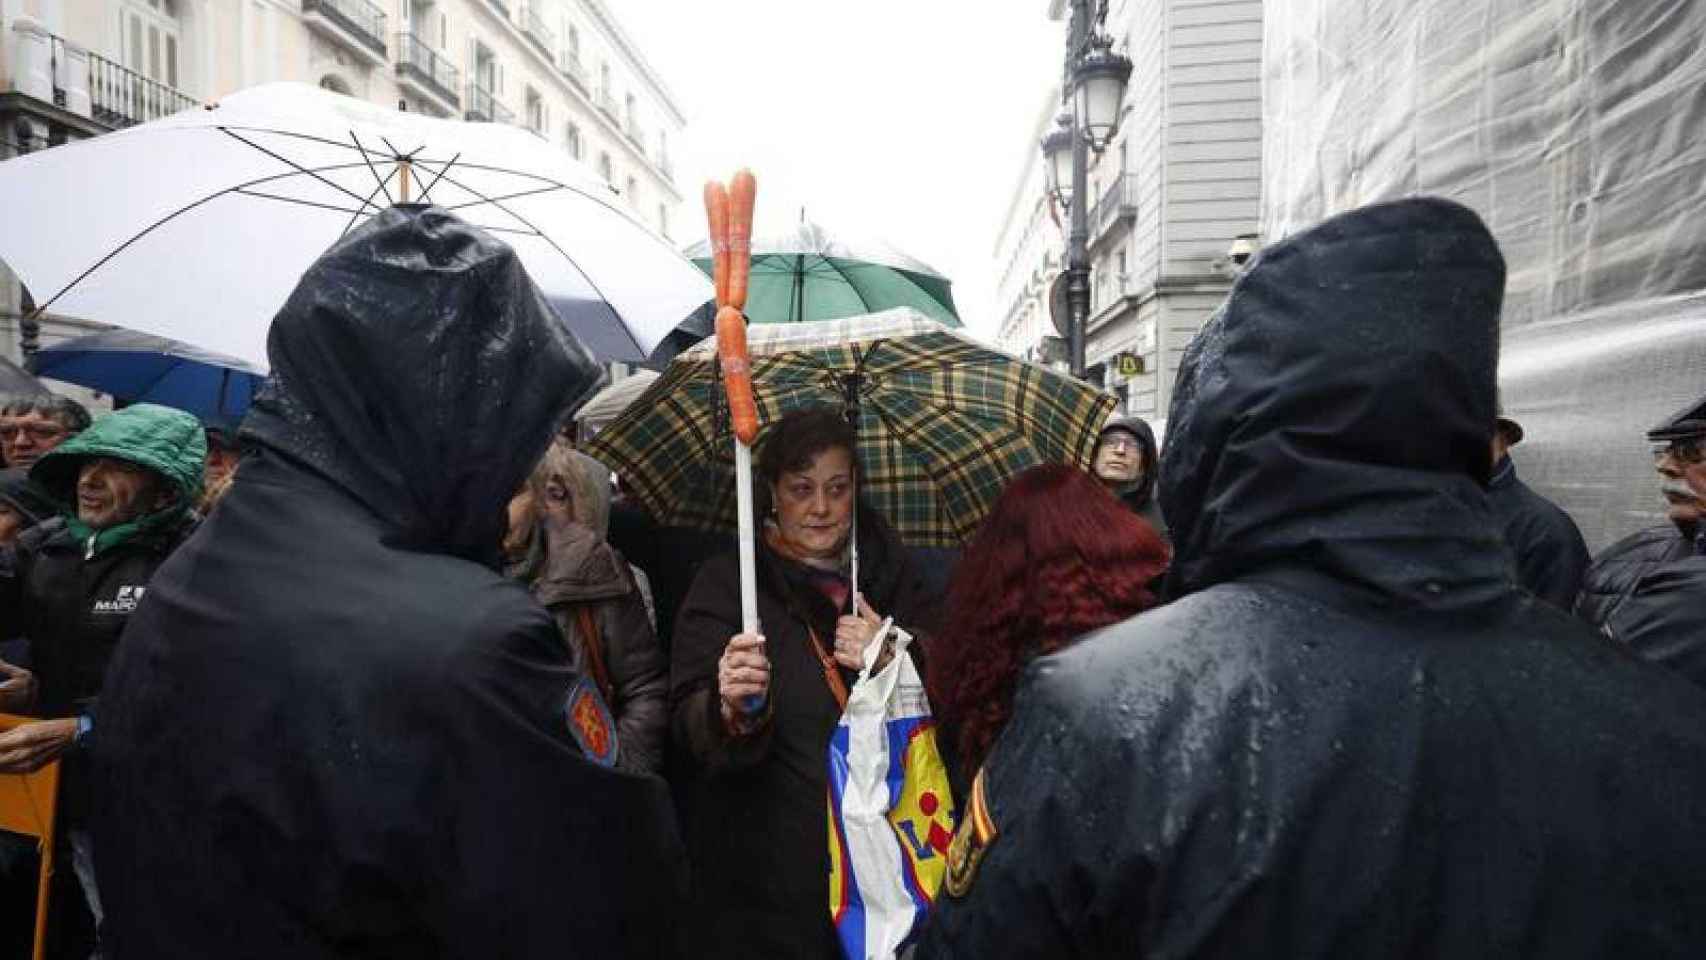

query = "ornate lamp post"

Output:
[[1042, 0, 1132, 379]]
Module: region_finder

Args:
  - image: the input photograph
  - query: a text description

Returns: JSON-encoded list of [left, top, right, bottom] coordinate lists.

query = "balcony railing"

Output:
[[486, 0, 511, 17], [560, 53, 588, 91], [624, 116, 646, 149], [57, 41, 198, 129], [596, 89, 618, 118], [1092, 173, 1139, 241], [301, 0, 387, 59], [521, 4, 556, 56], [466, 81, 514, 124], [395, 33, 460, 109]]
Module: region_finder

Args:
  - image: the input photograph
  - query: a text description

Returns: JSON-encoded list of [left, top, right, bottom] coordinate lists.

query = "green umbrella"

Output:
[[682, 219, 960, 327], [584, 308, 1112, 548]]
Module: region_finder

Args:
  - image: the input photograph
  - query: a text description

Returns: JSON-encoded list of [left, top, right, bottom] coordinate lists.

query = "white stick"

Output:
[[734, 438, 760, 636]]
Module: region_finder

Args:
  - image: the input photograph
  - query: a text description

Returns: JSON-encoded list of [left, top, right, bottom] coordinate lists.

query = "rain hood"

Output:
[[1160, 197, 1507, 606], [241, 205, 604, 566]]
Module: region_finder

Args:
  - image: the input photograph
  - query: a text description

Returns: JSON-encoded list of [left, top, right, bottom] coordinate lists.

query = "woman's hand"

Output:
[[718, 633, 770, 729], [834, 596, 890, 671]]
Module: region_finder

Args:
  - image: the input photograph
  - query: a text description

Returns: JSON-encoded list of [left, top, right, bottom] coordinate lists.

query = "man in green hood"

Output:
[[0, 402, 203, 953]]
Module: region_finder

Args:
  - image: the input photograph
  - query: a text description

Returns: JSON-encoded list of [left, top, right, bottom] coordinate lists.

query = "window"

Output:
[[525, 86, 545, 133], [568, 23, 580, 58], [658, 203, 670, 238], [598, 152, 613, 183], [625, 92, 637, 127], [404, 0, 446, 48], [600, 62, 612, 97], [119, 0, 181, 88], [625, 176, 638, 205], [473, 43, 497, 92], [566, 122, 582, 159]]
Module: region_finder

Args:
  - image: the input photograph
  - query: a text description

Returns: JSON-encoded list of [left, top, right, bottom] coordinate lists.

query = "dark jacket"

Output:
[[670, 506, 937, 959], [919, 198, 1706, 958], [1093, 416, 1168, 544], [1487, 454, 1590, 608], [91, 206, 686, 959], [1575, 523, 1706, 688], [526, 513, 668, 775]]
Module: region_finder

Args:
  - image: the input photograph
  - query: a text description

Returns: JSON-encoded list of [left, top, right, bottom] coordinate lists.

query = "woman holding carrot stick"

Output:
[[669, 407, 940, 957]]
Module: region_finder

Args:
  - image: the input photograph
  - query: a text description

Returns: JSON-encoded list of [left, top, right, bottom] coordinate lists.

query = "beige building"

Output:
[[991, 90, 1064, 368], [1018, 0, 1261, 423], [0, 0, 686, 364]]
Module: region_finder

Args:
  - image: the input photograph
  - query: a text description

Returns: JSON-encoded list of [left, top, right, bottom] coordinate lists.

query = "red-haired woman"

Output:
[[927, 463, 1169, 788]]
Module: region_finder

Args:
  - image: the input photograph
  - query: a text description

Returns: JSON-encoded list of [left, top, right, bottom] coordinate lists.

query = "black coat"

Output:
[[91, 207, 686, 959], [919, 199, 1706, 957], [1095, 416, 1169, 545], [1576, 524, 1706, 689], [1486, 454, 1590, 609], [670, 508, 936, 959]]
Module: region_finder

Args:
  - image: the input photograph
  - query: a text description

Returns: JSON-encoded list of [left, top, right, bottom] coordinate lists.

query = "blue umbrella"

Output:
[[31, 329, 264, 420]]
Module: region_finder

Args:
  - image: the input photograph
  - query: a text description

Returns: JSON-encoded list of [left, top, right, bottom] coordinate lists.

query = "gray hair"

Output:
[[0, 392, 92, 432]]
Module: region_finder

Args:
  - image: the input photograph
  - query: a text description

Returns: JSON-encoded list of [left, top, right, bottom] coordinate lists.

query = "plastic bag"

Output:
[[827, 620, 957, 959]]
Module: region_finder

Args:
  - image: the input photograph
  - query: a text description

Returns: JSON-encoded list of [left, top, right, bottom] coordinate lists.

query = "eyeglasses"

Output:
[[1652, 437, 1706, 466], [0, 423, 66, 443], [1100, 436, 1142, 453]]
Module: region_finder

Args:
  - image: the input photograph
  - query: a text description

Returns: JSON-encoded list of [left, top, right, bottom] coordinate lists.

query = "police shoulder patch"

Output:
[[563, 678, 620, 768], [944, 765, 999, 898]]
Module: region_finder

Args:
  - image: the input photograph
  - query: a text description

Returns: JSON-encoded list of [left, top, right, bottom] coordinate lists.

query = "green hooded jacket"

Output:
[[30, 403, 207, 556]]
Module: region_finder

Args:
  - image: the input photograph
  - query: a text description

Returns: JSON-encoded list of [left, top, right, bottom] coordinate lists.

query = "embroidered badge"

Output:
[[564, 678, 619, 768], [944, 766, 999, 898]]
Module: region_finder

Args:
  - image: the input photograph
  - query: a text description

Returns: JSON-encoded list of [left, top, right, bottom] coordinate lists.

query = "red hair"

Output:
[[927, 464, 1168, 780]]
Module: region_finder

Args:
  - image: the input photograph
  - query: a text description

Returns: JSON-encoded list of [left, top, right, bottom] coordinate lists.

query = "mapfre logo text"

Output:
[[92, 585, 146, 615]]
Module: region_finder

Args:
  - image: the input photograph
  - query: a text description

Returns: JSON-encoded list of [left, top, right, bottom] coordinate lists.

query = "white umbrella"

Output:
[[0, 82, 710, 369], [573, 369, 660, 439]]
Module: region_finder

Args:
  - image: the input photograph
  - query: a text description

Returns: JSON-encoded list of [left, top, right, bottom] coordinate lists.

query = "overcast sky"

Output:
[[617, 2, 1065, 341]]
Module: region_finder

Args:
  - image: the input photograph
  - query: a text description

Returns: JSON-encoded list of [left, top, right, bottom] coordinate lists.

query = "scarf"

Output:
[[66, 501, 188, 560], [763, 519, 853, 611]]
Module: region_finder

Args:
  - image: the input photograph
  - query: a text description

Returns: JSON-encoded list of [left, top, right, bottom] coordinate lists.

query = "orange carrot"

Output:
[[717, 304, 758, 445], [727, 170, 757, 311], [704, 181, 731, 307]]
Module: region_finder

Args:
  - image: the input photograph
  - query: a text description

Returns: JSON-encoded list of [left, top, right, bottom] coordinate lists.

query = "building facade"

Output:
[[991, 91, 1064, 367], [0, 0, 685, 366], [1023, 0, 1261, 425]]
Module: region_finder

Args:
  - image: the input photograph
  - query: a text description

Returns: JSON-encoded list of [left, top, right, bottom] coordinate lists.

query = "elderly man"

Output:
[[0, 402, 205, 955], [1090, 415, 1168, 543], [1574, 395, 1706, 686], [91, 206, 684, 959], [0, 393, 91, 468], [919, 199, 1706, 957]]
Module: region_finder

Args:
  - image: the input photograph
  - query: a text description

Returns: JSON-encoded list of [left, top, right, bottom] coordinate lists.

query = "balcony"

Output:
[[395, 33, 459, 115], [1091, 173, 1139, 244], [596, 88, 618, 119], [521, 4, 556, 57], [465, 81, 514, 124], [301, 0, 387, 67], [486, 0, 511, 17], [624, 116, 646, 150], [560, 52, 588, 92]]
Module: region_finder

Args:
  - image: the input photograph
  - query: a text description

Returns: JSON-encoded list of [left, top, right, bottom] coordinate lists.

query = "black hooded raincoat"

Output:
[[918, 198, 1706, 958], [91, 206, 687, 958]]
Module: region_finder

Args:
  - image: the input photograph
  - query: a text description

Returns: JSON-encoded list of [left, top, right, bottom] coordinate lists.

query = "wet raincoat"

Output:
[[918, 198, 1706, 957], [90, 206, 686, 959]]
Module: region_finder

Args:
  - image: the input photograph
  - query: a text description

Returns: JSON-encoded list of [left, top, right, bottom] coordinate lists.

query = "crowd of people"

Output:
[[0, 199, 1701, 957]]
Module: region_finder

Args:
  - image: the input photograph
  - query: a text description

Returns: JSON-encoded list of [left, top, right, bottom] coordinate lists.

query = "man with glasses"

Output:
[[0, 394, 91, 469], [1575, 394, 1706, 688]]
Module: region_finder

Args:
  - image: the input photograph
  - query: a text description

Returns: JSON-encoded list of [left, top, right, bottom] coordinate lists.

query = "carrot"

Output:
[[727, 170, 757, 311], [704, 181, 731, 307], [717, 304, 758, 445]]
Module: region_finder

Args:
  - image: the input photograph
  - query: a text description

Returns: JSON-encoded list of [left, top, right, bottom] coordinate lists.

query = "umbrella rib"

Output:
[[415, 152, 461, 204], [232, 188, 368, 215], [221, 128, 382, 211], [347, 131, 395, 206], [29, 160, 394, 318], [427, 169, 643, 359], [439, 183, 566, 212], [340, 166, 403, 238]]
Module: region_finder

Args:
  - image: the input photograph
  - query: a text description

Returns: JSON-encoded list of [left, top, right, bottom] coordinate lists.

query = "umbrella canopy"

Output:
[[682, 219, 959, 327], [31, 329, 262, 420], [584, 308, 1113, 547], [574, 369, 660, 440], [0, 354, 44, 396], [0, 82, 711, 368]]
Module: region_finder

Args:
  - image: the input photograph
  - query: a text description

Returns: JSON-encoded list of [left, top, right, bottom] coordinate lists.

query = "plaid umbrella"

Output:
[[584, 308, 1115, 547]]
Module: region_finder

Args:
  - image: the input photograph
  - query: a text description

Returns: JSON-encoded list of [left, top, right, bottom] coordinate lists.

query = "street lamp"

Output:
[[1044, 0, 1133, 380]]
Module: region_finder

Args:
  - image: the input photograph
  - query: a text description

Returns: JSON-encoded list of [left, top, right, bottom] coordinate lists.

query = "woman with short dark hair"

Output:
[[927, 463, 1168, 789], [670, 406, 938, 958]]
